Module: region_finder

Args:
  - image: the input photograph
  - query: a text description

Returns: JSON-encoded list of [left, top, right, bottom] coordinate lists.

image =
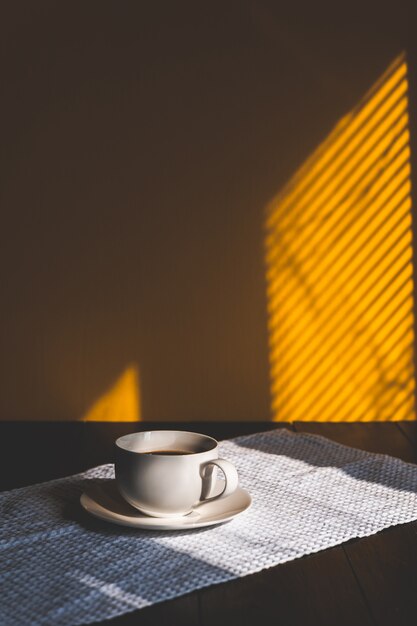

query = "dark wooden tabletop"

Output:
[[1, 421, 417, 626]]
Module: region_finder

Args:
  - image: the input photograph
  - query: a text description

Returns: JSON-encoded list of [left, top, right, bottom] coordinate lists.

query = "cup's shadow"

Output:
[[84, 479, 142, 517], [64, 477, 224, 539]]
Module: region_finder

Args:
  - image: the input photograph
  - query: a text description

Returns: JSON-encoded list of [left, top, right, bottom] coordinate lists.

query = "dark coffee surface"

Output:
[[142, 449, 194, 456]]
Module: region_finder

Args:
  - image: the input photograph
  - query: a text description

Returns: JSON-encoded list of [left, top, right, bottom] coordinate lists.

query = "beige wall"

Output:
[[0, 1, 414, 421]]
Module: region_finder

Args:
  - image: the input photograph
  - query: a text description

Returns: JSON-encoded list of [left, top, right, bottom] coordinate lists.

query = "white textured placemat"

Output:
[[2, 428, 417, 625]]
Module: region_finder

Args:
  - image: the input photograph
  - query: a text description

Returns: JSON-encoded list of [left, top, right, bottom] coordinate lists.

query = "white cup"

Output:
[[114, 430, 239, 517]]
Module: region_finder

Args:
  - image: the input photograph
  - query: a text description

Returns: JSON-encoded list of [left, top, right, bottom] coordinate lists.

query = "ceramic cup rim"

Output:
[[115, 430, 218, 457]]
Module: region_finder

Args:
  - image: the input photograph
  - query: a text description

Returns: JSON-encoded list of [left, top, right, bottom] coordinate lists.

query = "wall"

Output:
[[0, 0, 414, 421]]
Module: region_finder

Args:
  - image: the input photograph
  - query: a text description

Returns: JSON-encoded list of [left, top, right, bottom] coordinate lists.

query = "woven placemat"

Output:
[[2, 428, 417, 625]]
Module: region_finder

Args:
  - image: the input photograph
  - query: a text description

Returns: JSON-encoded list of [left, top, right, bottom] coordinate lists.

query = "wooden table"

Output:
[[1, 421, 417, 626]]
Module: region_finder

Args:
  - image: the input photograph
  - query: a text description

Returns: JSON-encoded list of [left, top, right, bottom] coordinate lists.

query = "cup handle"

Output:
[[201, 458, 239, 502]]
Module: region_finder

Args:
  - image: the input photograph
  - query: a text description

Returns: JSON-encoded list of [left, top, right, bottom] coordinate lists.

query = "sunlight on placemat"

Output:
[[265, 54, 415, 422], [82, 365, 141, 421]]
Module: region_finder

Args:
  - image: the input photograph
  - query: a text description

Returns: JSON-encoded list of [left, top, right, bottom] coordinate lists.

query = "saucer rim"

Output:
[[80, 479, 252, 531]]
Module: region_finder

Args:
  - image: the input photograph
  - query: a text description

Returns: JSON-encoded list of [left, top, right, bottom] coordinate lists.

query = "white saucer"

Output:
[[80, 478, 252, 530]]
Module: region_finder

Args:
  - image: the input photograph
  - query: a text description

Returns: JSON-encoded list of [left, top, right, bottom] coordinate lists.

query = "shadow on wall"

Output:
[[1, 3, 410, 423], [265, 54, 416, 423]]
